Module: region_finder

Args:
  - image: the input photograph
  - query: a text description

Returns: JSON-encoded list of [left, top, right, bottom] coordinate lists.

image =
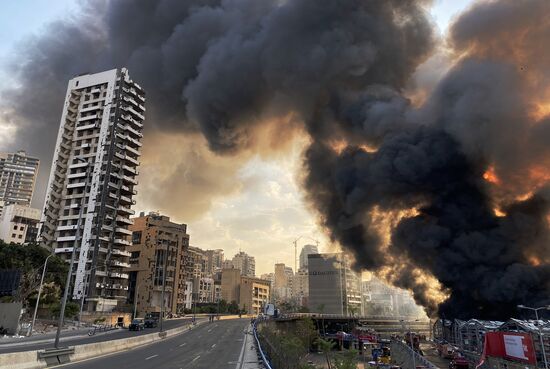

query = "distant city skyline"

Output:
[[0, 1, 475, 276]]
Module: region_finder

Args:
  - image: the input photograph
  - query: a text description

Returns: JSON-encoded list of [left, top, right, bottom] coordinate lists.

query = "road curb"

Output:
[[0, 320, 206, 369]]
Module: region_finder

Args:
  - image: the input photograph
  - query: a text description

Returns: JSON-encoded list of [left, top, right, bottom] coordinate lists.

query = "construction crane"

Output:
[[292, 236, 319, 272]]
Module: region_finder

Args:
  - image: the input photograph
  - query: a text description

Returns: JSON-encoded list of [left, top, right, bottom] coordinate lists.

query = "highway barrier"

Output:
[[252, 320, 274, 369], [0, 319, 205, 369]]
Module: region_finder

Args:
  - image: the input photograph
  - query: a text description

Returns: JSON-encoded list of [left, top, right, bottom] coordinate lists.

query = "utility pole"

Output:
[[133, 281, 138, 319], [160, 243, 168, 333], [30, 254, 53, 336], [54, 158, 91, 349]]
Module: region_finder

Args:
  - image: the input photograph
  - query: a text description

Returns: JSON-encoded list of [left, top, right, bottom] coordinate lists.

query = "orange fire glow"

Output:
[[527, 256, 541, 267], [493, 208, 506, 217], [483, 166, 501, 185], [530, 102, 550, 121]]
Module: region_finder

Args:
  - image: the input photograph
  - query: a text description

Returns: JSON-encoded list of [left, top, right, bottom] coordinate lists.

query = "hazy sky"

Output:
[[0, 0, 475, 275]]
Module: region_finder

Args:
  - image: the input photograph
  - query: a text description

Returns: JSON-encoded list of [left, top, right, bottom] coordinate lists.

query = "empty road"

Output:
[[0, 318, 194, 354], [55, 319, 253, 369]]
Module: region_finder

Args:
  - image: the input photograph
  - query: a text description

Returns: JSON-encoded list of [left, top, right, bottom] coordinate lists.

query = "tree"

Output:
[[0, 241, 67, 309], [333, 349, 358, 369], [228, 300, 240, 314], [317, 338, 336, 369], [50, 301, 80, 319]]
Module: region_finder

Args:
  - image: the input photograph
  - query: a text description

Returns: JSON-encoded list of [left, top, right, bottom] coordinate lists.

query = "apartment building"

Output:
[[0, 151, 39, 217], [292, 268, 309, 307], [273, 263, 292, 302], [205, 249, 224, 274], [308, 253, 362, 315], [221, 268, 270, 314], [127, 212, 189, 315], [40, 68, 145, 311], [232, 251, 255, 277], [0, 204, 41, 244], [240, 276, 270, 315]]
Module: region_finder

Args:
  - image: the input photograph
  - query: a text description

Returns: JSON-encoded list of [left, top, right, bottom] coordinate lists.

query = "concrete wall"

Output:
[[0, 318, 204, 369], [0, 302, 22, 334]]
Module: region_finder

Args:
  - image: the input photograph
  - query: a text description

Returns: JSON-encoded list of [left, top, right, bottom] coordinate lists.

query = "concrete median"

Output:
[[0, 320, 205, 369]]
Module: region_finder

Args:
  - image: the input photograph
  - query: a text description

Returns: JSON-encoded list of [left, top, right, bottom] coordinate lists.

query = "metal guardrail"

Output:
[[252, 320, 273, 369], [391, 339, 439, 369], [87, 324, 118, 336], [38, 347, 75, 366]]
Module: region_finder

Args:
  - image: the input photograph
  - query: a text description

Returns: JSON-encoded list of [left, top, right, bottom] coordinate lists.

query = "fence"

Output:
[[391, 339, 439, 369]]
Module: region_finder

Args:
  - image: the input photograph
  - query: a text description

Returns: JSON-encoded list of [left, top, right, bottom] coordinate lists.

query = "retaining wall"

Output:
[[0, 320, 203, 369]]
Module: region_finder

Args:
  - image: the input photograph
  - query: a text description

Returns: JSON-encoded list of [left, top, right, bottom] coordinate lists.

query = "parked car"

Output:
[[144, 312, 160, 328], [129, 319, 145, 331]]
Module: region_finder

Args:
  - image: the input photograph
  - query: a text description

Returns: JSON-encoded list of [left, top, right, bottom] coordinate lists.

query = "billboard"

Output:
[[0, 270, 21, 297], [484, 331, 537, 364]]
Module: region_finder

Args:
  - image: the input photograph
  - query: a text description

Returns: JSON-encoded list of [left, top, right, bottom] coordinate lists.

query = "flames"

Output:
[[483, 166, 500, 185]]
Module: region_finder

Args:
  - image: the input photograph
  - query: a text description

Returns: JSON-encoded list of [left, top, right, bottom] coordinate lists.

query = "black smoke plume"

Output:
[[1, 0, 549, 319]]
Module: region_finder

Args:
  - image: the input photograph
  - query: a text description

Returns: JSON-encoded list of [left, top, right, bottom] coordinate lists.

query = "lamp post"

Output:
[[518, 305, 550, 369], [54, 157, 91, 349], [30, 254, 54, 336]]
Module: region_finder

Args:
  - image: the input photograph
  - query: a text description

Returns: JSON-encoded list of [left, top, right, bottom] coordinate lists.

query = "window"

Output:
[[20, 226, 24, 231], [18, 235, 22, 239], [11, 234, 16, 238], [132, 231, 142, 244], [13, 225, 17, 230]]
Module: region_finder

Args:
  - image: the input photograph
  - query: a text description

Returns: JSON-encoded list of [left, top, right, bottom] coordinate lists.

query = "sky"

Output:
[[0, 0, 475, 276]]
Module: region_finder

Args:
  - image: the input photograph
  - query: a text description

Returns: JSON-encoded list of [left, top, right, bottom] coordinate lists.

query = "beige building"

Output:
[[0, 204, 41, 244], [292, 268, 309, 307], [221, 268, 270, 315], [232, 251, 255, 277], [128, 212, 189, 315]]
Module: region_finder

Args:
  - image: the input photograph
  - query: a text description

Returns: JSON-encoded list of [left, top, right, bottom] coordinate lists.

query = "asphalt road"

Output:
[[57, 319, 251, 369], [0, 318, 193, 354]]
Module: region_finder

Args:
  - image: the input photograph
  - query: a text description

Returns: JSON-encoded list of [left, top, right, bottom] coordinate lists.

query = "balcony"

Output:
[[56, 236, 76, 242], [115, 227, 132, 236], [78, 114, 99, 122], [109, 272, 129, 279], [122, 175, 138, 185], [111, 261, 131, 268], [116, 216, 133, 225], [114, 238, 131, 246], [117, 206, 134, 215], [111, 249, 131, 257]]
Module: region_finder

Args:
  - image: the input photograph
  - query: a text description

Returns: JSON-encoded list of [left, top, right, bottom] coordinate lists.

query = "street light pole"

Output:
[[160, 243, 168, 333], [30, 254, 53, 336], [518, 305, 550, 369], [54, 158, 91, 348]]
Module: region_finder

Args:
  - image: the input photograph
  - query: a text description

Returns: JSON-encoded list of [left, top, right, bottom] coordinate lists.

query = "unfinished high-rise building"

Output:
[[40, 68, 145, 311]]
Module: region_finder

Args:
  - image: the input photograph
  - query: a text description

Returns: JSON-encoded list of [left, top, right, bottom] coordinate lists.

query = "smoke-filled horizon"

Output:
[[1, 0, 549, 319]]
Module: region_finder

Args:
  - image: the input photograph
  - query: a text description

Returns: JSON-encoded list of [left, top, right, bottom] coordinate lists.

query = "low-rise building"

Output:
[[0, 204, 41, 244], [221, 268, 270, 314]]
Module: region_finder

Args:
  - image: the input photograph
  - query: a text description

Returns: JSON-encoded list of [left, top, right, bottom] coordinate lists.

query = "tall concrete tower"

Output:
[[40, 68, 145, 311], [0, 150, 39, 217]]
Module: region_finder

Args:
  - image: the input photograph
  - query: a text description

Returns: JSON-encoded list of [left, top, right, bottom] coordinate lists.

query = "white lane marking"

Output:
[[179, 342, 187, 347], [192, 355, 200, 362], [235, 324, 249, 369], [145, 354, 158, 360], [208, 328, 212, 332], [211, 344, 216, 348]]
